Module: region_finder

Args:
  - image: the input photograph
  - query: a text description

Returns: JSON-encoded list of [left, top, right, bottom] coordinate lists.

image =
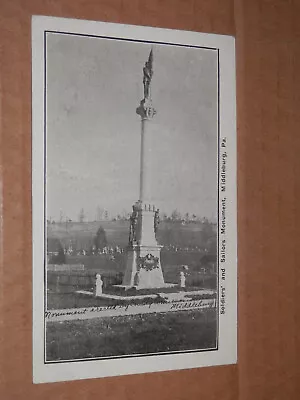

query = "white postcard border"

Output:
[[32, 16, 237, 384]]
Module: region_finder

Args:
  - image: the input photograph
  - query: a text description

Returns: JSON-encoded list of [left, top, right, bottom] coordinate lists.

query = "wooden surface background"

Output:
[[0, 1, 299, 399]]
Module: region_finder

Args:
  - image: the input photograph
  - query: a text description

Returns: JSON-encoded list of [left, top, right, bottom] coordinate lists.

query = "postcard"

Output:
[[32, 15, 237, 383]]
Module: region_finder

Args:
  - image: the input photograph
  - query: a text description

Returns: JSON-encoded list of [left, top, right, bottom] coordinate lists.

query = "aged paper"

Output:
[[32, 15, 236, 383]]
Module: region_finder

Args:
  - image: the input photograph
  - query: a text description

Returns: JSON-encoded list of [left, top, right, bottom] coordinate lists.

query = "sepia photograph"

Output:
[[32, 16, 236, 383]]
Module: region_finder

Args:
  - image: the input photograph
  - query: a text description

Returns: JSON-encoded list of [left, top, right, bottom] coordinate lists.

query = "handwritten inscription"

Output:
[[45, 299, 216, 322]]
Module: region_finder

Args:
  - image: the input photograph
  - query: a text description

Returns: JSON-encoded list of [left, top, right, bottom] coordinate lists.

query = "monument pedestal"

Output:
[[122, 244, 165, 289], [122, 205, 165, 289]]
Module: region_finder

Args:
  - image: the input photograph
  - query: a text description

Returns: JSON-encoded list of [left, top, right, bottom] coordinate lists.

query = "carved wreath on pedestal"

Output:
[[137, 254, 159, 271]]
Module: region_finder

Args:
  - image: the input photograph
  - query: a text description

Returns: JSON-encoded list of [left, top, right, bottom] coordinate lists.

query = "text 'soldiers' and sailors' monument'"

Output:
[[122, 49, 168, 289]]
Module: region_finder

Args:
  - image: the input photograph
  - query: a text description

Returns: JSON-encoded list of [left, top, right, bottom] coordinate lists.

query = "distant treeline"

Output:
[[47, 209, 216, 224], [47, 220, 217, 258]]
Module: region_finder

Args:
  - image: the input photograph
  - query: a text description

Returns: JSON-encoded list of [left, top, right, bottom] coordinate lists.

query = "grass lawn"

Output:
[[47, 292, 118, 309], [47, 291, 169, 309], [46, 309, 217, 361]]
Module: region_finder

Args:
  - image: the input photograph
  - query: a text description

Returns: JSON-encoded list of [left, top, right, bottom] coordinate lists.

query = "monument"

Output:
[[122, 49, 166, 289]]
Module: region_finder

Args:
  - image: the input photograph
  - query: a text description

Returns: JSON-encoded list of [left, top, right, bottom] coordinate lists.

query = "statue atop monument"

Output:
[[143, 49, 153, 100], [137, 48, 156, 120]]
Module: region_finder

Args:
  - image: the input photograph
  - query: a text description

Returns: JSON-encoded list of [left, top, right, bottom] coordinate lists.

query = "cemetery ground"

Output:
[[45, 220, 217, 360], [46, 308, 217, 361], [47, 219, 217, 258], [46, 263, 217, 310], [46, 261, 217, 361], [47, 285, 216, 309], [46, 220, 217, 310]]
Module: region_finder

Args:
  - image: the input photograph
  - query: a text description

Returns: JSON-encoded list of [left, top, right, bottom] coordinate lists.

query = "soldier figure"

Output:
[[129, 205, 138, 244], [154, 208, 160, 237]]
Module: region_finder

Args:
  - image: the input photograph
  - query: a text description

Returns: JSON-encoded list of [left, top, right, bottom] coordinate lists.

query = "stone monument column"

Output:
[[139, 114, 152, 204], [122, 49, 165, 289]]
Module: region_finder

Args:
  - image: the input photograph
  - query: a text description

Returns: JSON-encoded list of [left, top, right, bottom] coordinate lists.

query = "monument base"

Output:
[[122, 244, 165, 290]]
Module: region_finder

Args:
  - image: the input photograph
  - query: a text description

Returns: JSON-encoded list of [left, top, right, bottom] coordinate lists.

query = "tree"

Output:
[[79, 208, 85, 223], [94, 226, 108, 251], [121, 208, 128, 220], [171, 209, 181, 221], [56, 246, 66, 264], [184, 212, 190, 222], [161, 212, 168, 221], [96, 206, 104, 221]]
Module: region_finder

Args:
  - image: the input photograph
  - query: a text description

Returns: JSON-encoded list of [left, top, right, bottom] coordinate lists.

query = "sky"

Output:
[[46, 32, 218, 222]]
